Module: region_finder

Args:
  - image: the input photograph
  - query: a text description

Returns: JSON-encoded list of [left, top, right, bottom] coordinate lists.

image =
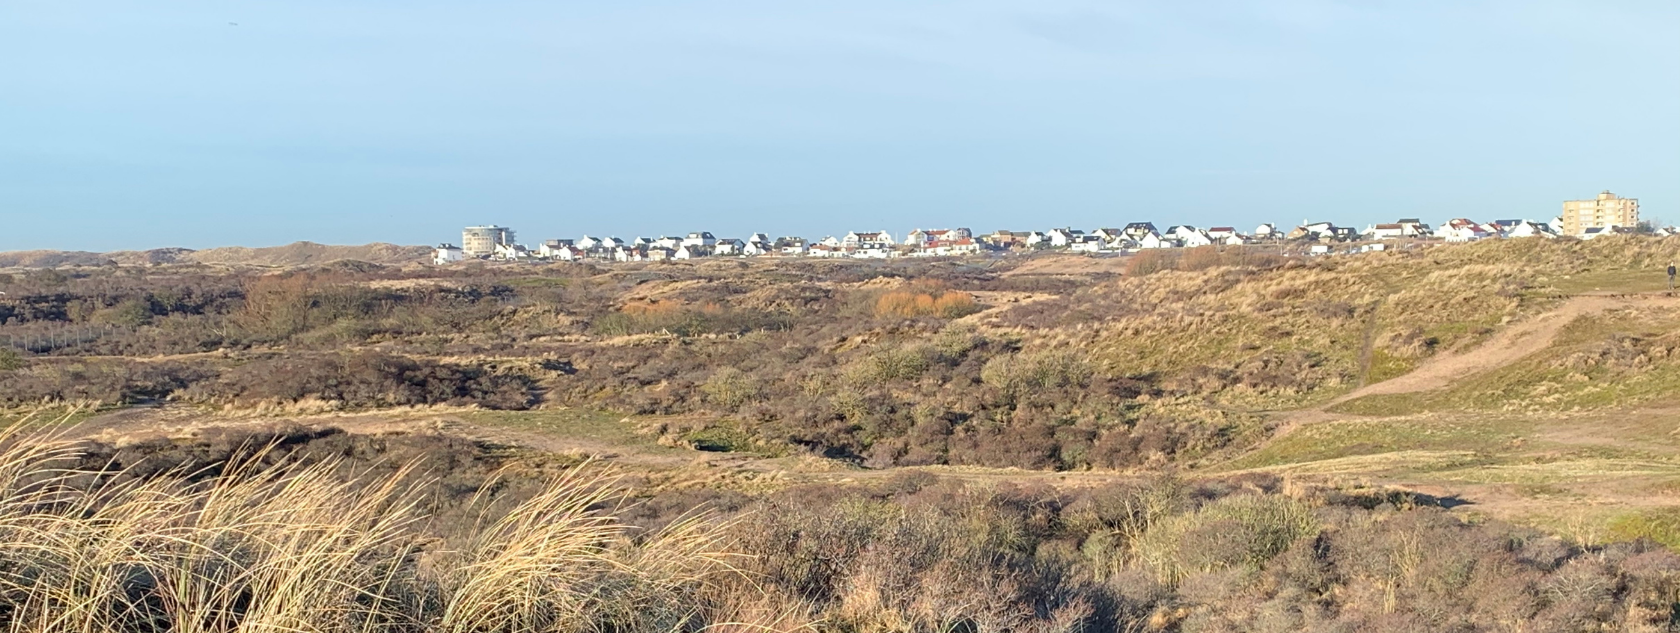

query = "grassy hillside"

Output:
[[5, 236, 1680, 472], [7, 236, 1680, 630]]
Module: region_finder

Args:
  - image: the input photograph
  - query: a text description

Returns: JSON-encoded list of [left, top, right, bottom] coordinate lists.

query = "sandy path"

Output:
[[1323, 295, 1630, 406], [1246, 293, 1680, 455]]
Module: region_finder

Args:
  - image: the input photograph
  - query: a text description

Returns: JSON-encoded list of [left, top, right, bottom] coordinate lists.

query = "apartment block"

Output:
[[462, 225, 515, 257], [1561, 191, 1638, 236]]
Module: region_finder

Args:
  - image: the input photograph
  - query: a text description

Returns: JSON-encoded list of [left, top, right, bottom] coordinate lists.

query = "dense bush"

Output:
[[721, 473, 1680, 633], [0, 358, 213, 404], [182, 351, 537, 409]]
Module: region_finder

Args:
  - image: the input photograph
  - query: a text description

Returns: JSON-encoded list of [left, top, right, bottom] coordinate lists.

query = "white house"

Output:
[[775, 237, 809, 255], [682, 232, 717, 247], [1046, 228, 1085, 247], [1024, 231, 1049, 247], [1396, 218, 1429, 235], [926, 238, 983, 257], [433, 244, 464, 265], [747, 233, 771, 247], [906, 228, 972, 246], [1091, 228, 1126, 241], [1367, 224, 1408, 240], [1505, 221, 1558, 239], [493, 243, 533, 260], [1254, 223, 1278, 239], [741, 241, 770, 256], [1440, 225, 1492, 242], [576, 236, 602, 250], [1581, 226, 1634, 240], [1069, 238, 1108, 253], [1169, 226, 1213, 247], [1206, 227, 1237, 240], [1435, 219, 1488, 242], [818, 236, 842, 248], [653, 236, 683, 249], [538, 239, 575, 258], [714, 238, 746, 255], [851, 246, 899, 259], [1123, 222, 1159, 240], [1138, 232, 1178, 249], [843, 231, 895, 248], [1223, 234, 1249, 246], [598, 237, 625, 249], [806, 244, 843, 258], [674, 244, 709, 260]]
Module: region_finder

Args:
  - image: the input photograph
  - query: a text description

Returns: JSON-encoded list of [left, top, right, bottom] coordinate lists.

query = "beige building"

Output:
[[1561, 191, 1638, 236], [461, 225, 515, 257]]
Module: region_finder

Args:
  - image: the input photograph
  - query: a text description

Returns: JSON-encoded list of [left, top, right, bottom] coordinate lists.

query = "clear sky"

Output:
[[2, 1, 1676, 251]]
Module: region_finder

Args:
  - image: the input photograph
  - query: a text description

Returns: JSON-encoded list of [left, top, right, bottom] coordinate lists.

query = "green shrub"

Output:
[[1609, 508, 1680, 549], [1134, 494, 1318, 583], [0, 348, 23, 372], [980, 350, 1093, 404], [846, 348, 930, 383], [701, 367, 762, 409]]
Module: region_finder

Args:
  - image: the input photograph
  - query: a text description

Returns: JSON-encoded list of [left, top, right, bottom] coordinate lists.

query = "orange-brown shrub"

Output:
[[873, 290, 979, 319]]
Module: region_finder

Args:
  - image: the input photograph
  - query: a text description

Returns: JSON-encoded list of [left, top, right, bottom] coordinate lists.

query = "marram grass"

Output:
[[0, 407, 744, 633]]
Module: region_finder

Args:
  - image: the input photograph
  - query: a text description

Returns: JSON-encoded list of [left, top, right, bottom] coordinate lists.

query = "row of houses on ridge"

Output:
[[435, 215, 1661, 265]]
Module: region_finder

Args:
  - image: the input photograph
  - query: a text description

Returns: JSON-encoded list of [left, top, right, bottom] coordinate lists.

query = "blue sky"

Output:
[[2, 1, 1675, 251]]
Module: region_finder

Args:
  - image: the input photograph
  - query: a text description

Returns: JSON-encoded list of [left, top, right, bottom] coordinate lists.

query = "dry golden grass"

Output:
[[0, 409, 739, 633]]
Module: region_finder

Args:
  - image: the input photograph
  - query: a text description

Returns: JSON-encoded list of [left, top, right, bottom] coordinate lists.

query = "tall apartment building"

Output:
[[461, 225, 515, 257], [1561, 191, 1638, 236]]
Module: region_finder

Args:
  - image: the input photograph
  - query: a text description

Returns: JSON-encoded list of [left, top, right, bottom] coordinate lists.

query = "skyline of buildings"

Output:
[[438, 190, 1649, 264]]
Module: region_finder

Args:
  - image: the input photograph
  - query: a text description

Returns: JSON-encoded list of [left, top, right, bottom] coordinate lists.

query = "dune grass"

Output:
[[1223, 414, 1532, 471], [1332, 307, 1680, 416], [0, 409, 737, 633]]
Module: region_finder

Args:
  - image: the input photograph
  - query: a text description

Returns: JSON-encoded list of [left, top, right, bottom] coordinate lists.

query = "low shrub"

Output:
[[183, 351, 536, 410]]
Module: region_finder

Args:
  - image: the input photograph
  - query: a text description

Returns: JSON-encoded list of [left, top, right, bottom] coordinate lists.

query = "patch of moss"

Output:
[[1608, 508, 1680, 550]]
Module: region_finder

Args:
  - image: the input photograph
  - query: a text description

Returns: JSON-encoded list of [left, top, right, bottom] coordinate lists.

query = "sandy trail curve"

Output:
[[1325, 293, 1678, 407], [1246, 293, 1680, 454]]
